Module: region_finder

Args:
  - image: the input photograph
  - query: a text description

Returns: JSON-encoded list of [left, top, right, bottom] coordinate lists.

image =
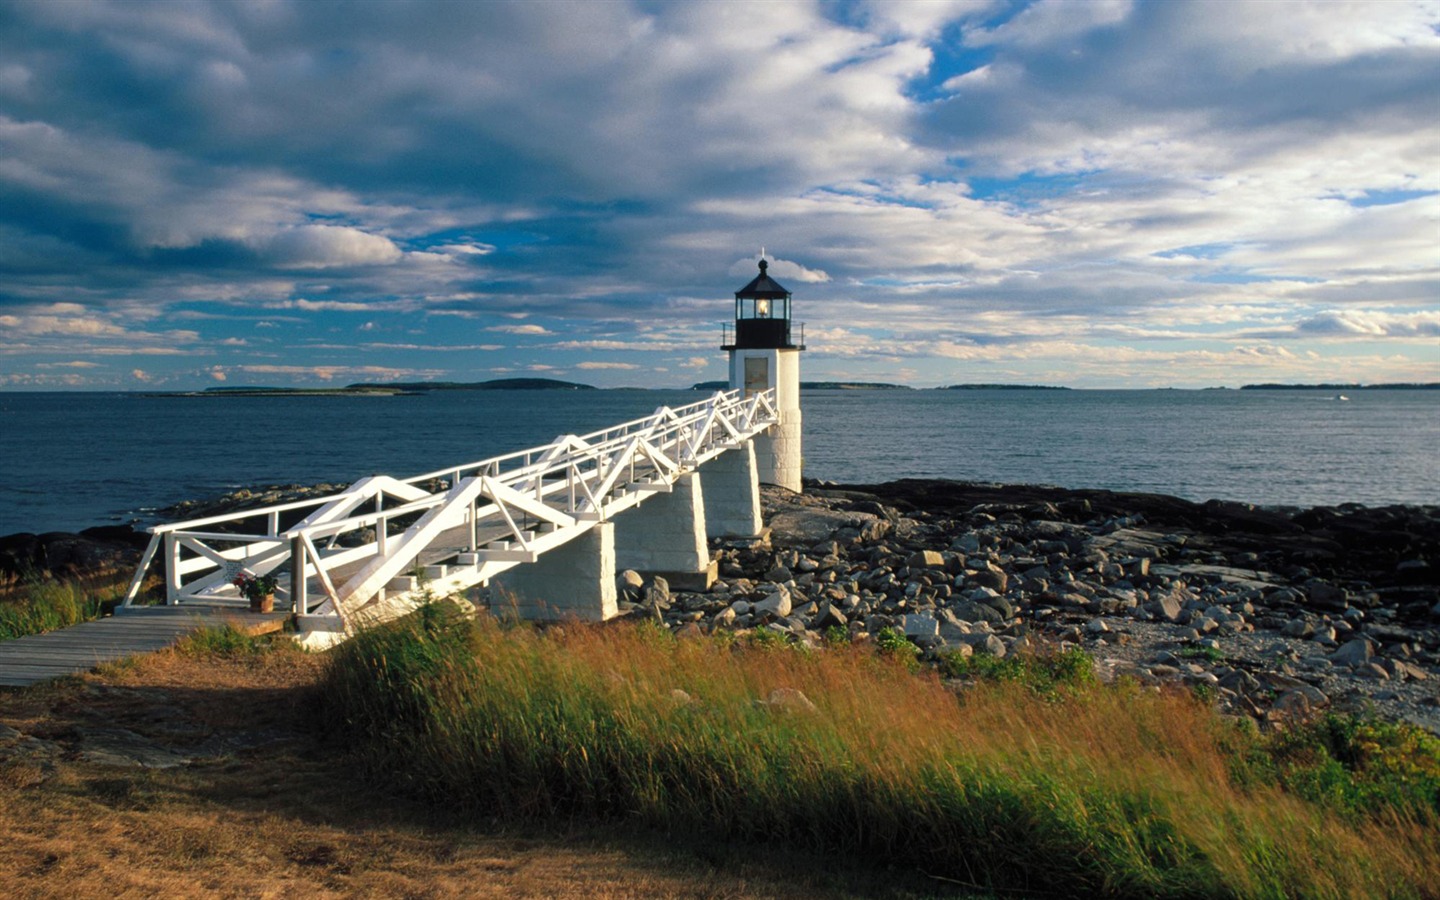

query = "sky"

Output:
[[0, 0, 1437, 391]]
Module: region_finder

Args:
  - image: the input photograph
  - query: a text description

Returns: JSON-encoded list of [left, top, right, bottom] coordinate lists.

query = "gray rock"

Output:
[[1271, 685, 1330, 715], [765, 687, 818, 714], [903, 613, 939, 638], [952, 534, 982, 554], [616, 569, 645, 600], [908, 550, 945, 569], [953, 600, 1004, 625], [1282, 618, 1313, 638], [941, 641, 974, 660], [984, 595, 1017, 620], [1329, 638, 1374, 668], [643, 576, 671, 608], [764, 565, 793, 583], [969, 567, 1008, 593], [1150, 594, 1184, 623], [754, 586, 792, 619], [1305, 580, 1350, 611], [971, 634, 1007, 657]]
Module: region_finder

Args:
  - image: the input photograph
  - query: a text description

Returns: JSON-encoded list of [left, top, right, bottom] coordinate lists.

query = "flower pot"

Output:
[[250, 593, 275, 613]]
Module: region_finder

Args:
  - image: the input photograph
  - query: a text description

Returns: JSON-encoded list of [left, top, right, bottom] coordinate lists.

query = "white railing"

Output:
[[124, 389, 777, 627]]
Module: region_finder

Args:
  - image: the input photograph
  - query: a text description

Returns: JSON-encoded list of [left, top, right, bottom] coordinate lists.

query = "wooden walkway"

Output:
[[0, 606, 289, 688]]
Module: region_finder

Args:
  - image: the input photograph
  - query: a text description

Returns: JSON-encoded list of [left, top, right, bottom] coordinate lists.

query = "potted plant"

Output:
[[233, 571, 278, 613]]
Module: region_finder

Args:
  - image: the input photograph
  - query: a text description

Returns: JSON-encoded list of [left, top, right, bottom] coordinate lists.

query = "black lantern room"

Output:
[[722, 258, 805, 350]]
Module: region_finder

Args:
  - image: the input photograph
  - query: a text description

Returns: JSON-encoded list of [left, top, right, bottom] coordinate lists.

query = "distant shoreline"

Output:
[[9, 381, 1439, 396]]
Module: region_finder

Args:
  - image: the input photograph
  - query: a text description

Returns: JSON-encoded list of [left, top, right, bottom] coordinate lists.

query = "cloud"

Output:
[[0, 0, 1434, 390], [1290, 309, 1440, 338], [35, 360, 101, 369], [255, 225, 403, 269], [574, 361, 640, 370], [728, 255, 831, 283], [486, 324, 552, 335], [965, 0, 1132, 48]]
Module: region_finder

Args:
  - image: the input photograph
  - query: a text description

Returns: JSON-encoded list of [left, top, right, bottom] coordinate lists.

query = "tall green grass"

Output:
[[0, 575, 120, 640], [321, 604, 1440, 898]]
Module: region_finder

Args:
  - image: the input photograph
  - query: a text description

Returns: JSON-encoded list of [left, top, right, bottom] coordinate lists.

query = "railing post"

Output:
[[290, 534, 307, 615], [163, 532, 181, 605], [377, 516, 388, 556]]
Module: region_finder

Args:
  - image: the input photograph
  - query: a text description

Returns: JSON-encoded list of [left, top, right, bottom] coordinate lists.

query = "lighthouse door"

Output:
[[743, 357, 769, 399]]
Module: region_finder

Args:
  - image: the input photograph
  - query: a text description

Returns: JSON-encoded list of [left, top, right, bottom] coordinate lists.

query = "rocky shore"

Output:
[[5, 478, 1438, 734], [609, 479, 1440, 734]]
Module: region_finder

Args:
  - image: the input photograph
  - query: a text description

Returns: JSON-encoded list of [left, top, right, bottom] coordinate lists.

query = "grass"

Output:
[[0, 573, 126, 641], [172, 623, 279, 658], [1177, 645, 1227, 663], [320, 602, 1440, 898]]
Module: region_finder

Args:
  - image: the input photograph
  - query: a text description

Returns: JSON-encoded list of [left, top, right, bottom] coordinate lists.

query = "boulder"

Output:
[[907, 550, 945, 569], [764, 688, 818, 714], [903, 613, 939, 638], [953, 600, 1004, 625], [754, 586, 793, 619], [970, 634, 1007, 657], [616, 569, 645, 600], [1329, 638, 1374, 668]]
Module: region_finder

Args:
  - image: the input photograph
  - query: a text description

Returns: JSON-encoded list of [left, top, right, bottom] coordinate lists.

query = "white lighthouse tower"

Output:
[[724, 256, 805, 492]]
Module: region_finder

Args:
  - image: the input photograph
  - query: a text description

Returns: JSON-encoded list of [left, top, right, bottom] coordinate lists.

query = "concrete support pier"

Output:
[[755, 405, 802, 492], [613, 472, 715, 590], [700, 444, 764, 539], [491, 522, 617, 622]]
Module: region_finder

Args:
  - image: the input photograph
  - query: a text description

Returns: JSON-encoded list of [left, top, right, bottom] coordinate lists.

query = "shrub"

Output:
[[938, 644, 1096, 697], [1268, 712, 1440, 820]]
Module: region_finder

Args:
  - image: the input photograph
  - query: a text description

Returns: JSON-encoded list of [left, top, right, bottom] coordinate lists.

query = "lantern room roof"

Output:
[[734, 259, 791, 299]]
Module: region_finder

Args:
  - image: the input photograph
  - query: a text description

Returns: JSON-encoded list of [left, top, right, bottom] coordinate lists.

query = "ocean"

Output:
[[0, 388, 1436, 536]]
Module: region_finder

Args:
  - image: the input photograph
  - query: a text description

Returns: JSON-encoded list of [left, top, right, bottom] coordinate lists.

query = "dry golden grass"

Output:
[[321, 613, 1440, 898], [0, 641, 952, 900]]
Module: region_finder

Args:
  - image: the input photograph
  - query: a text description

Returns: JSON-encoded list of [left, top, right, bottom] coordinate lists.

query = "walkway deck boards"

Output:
[[0, 606, 288, 688]]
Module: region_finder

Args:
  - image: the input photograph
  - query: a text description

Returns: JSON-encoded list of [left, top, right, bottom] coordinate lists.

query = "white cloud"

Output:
[[256, 225, 402, 269], [728, 254, 831, 284], [486, 324, 553, 335], [574, 361, 640, 370]]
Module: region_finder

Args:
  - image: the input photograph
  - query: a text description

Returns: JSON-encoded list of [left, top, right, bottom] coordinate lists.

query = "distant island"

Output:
[[347, 378, 596, 392], [1239, 382, 1440, 390], [938, 383, 1070, 391], [691, 381, 911, 391], [155, 378, 597, 397]]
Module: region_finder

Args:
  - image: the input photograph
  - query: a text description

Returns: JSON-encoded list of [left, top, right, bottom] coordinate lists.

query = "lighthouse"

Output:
[[723, 256, 805, 492]]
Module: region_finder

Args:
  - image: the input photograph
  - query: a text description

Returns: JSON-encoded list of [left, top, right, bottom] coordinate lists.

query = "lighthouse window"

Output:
[[744, 357, 768, 397]]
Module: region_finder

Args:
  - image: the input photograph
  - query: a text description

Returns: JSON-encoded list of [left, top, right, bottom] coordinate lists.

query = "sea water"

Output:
[[0, 388, 1435, 535]]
